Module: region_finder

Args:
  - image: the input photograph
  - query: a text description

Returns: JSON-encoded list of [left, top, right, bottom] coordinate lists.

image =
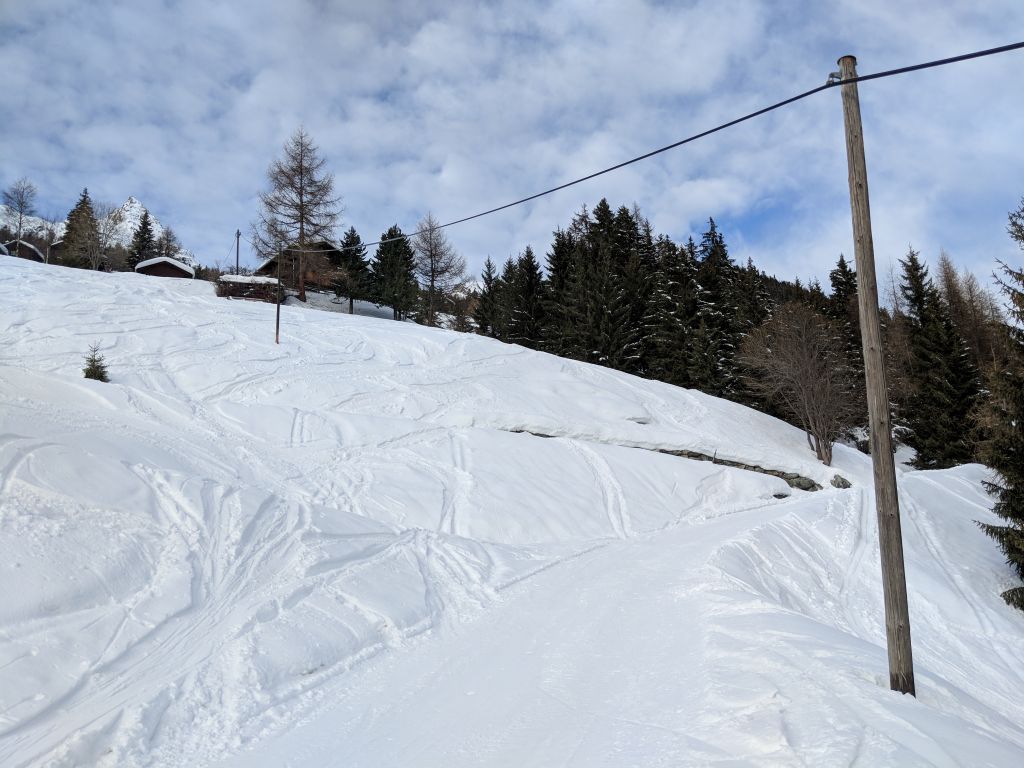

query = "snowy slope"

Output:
[[1, 257, 1023, 767]]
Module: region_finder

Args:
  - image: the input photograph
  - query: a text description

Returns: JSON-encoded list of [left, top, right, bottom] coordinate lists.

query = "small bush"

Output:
[[83, 343, 109, 382]]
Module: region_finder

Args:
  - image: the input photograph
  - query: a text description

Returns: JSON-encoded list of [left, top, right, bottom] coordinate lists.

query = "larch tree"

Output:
[[155, 226, 183, 264], [252, 127, 341, 302], [413, 212, 466, 327], [2, 177, 37, 257]]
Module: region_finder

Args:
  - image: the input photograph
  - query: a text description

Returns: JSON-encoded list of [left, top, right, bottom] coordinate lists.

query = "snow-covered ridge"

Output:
[[1, 258, 1023, 767]]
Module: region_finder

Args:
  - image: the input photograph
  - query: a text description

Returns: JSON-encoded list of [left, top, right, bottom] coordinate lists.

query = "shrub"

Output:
[[83, 343, 109, 382]]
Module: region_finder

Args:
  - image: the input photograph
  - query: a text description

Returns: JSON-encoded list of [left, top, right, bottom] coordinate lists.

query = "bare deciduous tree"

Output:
[[93, 201, 125, 270], [252, 128, 341, 302], [739, 302, 860, 466], [413, 212, 466, 327], [2, 177, 37, 257]]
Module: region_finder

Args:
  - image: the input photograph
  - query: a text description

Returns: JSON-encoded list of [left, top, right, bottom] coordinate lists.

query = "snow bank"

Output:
[[1, 257, 1022, 767], [219, 274, 278, 285]]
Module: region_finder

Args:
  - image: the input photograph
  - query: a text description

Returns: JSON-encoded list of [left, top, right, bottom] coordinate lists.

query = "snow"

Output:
[[134, 255, 195, 277], [219, 274, 279, 285], [284, 289, 400, 320], [1, 257, 1023, 767]]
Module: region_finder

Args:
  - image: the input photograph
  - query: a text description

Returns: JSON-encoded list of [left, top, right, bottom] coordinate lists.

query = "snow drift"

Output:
[[0, 257, 1022, 767]]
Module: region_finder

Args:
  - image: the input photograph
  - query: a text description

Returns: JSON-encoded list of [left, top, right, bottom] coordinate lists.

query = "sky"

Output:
[[2, 0, 1023, 288]]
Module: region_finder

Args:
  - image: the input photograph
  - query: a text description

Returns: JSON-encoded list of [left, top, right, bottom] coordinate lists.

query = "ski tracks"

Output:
[[563, 438, 633, 539], [0, 470, 312, 768]]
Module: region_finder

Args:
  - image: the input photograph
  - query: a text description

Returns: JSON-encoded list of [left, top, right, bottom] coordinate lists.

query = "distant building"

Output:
[[135, 256, 195, 279], [216, 274, 281, 303], [3, 239, 45, 263], [254, 241, 342, 291]]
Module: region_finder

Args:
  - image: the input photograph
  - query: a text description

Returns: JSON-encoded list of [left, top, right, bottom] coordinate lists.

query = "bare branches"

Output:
[[2, 177, 37, 257], [413, 212, 466, 327], [252, 128, 342, 301], [739, 302, 860, 465]]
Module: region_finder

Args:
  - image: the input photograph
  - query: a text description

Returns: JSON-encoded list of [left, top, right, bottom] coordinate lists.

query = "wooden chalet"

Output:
[[254, 241, 344, 291], [135, 256, 195, 279], [3, 239, 45, 263]]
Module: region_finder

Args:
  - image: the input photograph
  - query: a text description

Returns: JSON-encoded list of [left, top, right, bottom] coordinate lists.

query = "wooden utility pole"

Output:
[[275, 245, 282, 345], [235, 229, 241, 274], [837, 54, 915, 696]]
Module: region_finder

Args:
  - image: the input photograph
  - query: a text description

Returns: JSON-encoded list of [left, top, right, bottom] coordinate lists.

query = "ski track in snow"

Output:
[[1, 259, 1024, 766]]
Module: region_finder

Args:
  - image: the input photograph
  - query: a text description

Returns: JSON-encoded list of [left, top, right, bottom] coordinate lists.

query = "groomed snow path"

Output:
[[1, 259, 1023, 767]]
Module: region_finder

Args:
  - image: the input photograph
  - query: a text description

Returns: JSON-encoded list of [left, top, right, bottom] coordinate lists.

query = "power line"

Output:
[[251, 40, 1024, 258]]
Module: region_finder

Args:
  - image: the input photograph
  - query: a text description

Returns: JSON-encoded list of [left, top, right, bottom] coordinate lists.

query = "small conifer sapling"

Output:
[[83, 344, 110, 382]]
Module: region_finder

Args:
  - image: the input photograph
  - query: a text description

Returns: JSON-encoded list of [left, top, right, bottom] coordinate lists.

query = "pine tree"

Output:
[[827, 253, 866, 424], [370, 225, 418, 320], [899, 248, 979, 468], [691, 220, 741, 397], [978, 241, 1024, 608], [128, 210, 157, 269], [82, 343, 109, 382], [493, 256, 518, 340], [335, 226, 370, 314], [570, 200, 639, 370], [829, 254, 857, 312], [508, 246, 545, 348], [473, 258, 499, 337], [647, 235, 699, 387], [62, 188, 101, 270], [541, 225, 579, 356]]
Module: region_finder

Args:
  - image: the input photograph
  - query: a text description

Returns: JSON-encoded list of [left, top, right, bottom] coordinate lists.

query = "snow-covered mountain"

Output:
[[1, 197, 195, 265], [102, 196, 167, 246], [1, 258, 1023, 767]]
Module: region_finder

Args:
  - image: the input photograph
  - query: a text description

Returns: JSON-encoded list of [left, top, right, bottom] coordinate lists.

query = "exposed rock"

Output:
[[505, 428, 826, 491], [831, 474, 852, 489]]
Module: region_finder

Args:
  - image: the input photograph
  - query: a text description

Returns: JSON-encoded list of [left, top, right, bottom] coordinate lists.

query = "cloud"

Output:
[[1, 0, 1022, 288]]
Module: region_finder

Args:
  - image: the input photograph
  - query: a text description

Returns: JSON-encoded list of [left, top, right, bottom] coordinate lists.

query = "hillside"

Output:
[[1, 257, 1023, 767]]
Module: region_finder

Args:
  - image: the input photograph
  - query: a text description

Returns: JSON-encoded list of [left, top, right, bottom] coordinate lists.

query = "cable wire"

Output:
[[250, 41, 1024, 257]]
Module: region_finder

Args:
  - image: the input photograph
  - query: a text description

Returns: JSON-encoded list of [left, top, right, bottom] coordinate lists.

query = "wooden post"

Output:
[[235, 229, 241, 275], [838, 54, 915, 696], [275, 246, 282, 345]]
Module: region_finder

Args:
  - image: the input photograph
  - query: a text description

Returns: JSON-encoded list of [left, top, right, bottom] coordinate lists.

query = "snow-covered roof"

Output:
[[219, 274, 279, 285], [135, 256, 195, 277], [3, 239, 44, 261], [0, 242, 8, 255]]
